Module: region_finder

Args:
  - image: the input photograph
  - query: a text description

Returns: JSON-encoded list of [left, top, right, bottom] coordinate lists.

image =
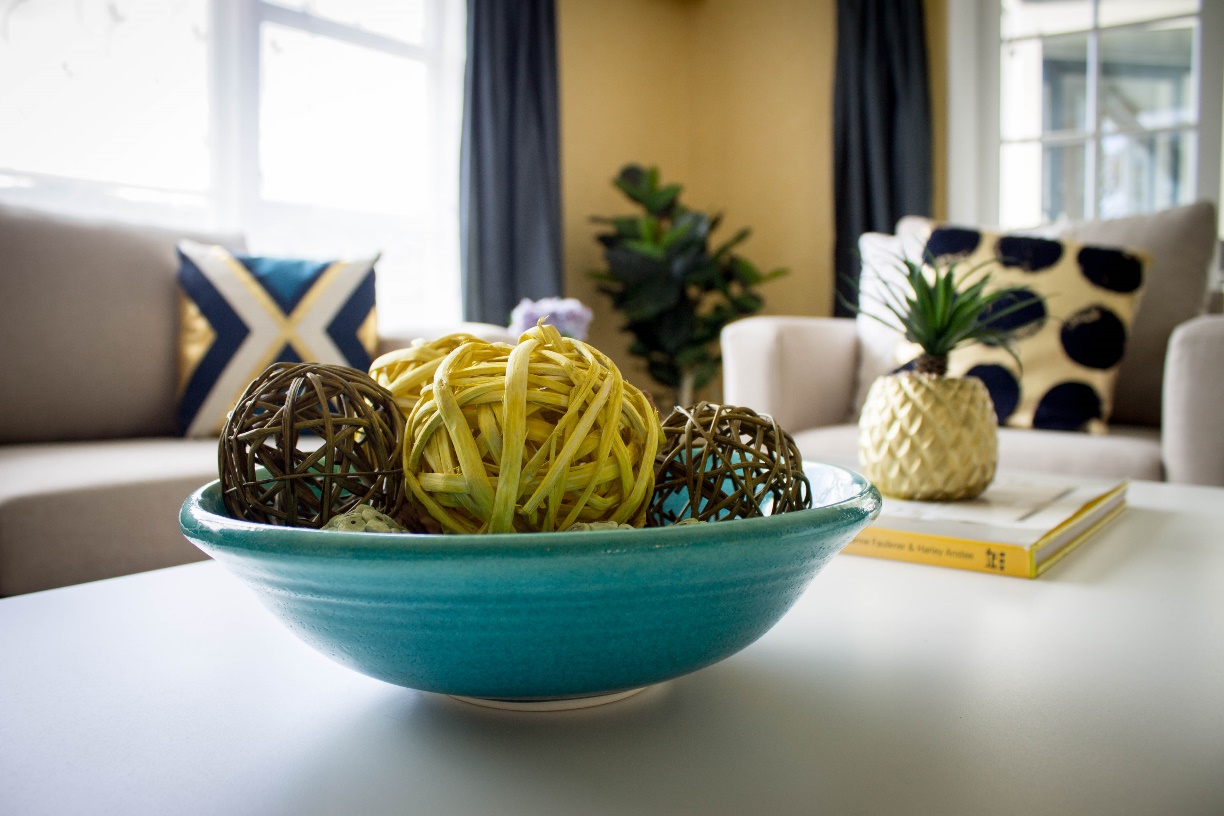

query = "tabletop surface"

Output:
[[2, 479, 1223, 816]]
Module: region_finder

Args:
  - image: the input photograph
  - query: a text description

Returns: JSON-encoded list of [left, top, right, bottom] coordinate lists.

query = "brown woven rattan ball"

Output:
[[220, 362, 406, 528], [648, 402, 811, 526]]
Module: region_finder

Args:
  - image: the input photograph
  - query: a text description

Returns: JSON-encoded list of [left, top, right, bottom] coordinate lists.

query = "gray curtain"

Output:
[[460, 0, 563, 325], [833, 0, 932, 315]]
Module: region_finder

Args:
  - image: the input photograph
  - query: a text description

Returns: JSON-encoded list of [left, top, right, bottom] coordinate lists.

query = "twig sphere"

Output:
[[220, 362, 405, 528], [649, 402, 811, 525], [402, 323, 662, 533]]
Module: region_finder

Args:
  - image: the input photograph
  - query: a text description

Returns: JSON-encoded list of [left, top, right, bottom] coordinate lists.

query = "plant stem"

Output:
[[677, 368, 697, 409], [915, 354, 948, 377]]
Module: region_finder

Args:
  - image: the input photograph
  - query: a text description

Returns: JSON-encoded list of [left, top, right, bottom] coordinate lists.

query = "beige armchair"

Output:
[[722, 202, 1224, 487]]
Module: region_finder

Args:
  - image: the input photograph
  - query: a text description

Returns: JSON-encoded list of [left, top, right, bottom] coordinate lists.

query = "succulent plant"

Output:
[[852, 254, 1047, 500], [852, 256, 1042, 377]]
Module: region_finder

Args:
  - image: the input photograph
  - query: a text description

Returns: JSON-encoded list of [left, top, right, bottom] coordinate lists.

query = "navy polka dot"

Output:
[[967, 364, 1020, 423], [1033, 382, 1102, 431], [1078, 247, 1144, 293], [925, 228, 981, 262], [994, 236, 1064, 271], [978, 287, 1046, 342], [1060, 306, 1128, 369]]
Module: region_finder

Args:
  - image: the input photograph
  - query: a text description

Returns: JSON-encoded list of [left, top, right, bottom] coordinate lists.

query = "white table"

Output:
[[3, 480, 1223, 816]]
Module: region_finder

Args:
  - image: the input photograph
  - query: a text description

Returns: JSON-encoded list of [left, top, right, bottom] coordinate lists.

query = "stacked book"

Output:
[[843, 472, 1127, 578]]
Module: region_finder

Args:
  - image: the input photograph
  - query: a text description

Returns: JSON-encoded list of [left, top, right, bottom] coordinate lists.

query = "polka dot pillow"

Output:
[[911, 226, 1148, 434]]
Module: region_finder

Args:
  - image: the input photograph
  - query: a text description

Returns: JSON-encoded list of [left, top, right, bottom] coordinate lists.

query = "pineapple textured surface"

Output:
[[859, 374, 998, 501]]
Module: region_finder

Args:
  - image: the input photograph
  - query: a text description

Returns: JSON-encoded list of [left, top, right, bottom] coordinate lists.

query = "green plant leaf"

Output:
[[732, 293, 763, 313], [669, 243, 708, 281], [618, 275, 683, 322], [692, 359, 719, 390], [613, 164, 651, 204], [654, 308, 694, 354], [674, 344, 711, 367], [623, 239, 665, 260], [647, 184, 682, 215], [638, 216, 660, 243], [590, 215, 641, 238], [672, 210, 711, 244], [728, 256, 762, 285], [660, 217, 696, 249], [593, 164, 781, 391], [603, 244, 667, 283], [710, 227, 750, 260], [648, 358, 680, 387]]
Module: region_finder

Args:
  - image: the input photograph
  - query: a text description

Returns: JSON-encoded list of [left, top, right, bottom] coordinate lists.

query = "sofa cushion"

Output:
[[863, 203, 1218, 428], [921, 226, 1148, 433], [853, 232, 905, 413], [791, 423, 1162, 482], [0, 204, 244, 443], [858, 217, 1153, 432], [176, 241, 379, 437], [0, 438, 220, 595], [1061, 201, 1216, 426], [852, 217, 937, 412]]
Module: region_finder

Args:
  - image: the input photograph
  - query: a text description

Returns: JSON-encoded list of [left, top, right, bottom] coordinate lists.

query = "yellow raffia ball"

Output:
[[369, 333, 505, 419], [398, 322, 662, 534]]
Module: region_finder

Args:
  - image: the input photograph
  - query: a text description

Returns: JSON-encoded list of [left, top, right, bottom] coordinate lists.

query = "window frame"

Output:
[[209, 0, 458, 233], [946, 0, 1223, 235]]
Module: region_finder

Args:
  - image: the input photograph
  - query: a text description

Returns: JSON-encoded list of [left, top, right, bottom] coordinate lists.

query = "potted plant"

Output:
[[854, 257, 1039, 501], [592, 165, 786, 408]]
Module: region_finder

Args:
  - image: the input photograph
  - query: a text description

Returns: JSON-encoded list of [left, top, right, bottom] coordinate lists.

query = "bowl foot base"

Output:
[[449, 686, 647, 712]]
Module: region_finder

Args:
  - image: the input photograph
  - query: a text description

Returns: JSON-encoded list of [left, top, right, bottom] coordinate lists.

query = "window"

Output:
[[998, 0, 1201, 228], [0, 0, 466, 332], [945, 0, 1222, 237]]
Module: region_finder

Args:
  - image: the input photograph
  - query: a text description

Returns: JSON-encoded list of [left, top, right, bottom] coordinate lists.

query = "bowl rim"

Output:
[[180, 461, 881, 559]]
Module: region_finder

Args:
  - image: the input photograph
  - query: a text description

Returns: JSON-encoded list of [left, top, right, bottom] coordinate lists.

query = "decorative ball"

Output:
[[401, 322, 662, 533], [648, 402, 811, 526], [220, 362, 406, 528], [369, 333, 500, 419], [322, 505, 407, 534]]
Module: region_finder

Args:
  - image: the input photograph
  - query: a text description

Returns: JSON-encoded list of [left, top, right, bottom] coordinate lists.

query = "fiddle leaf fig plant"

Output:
[[591, 164, 786, 407]]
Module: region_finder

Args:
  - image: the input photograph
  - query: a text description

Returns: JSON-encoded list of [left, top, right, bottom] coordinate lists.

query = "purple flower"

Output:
[[509, 297, 593, 341]]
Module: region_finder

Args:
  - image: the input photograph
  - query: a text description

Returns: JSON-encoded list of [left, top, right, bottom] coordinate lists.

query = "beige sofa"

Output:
[[0, 204, 511, 596], [722, 203, 1224, 487]]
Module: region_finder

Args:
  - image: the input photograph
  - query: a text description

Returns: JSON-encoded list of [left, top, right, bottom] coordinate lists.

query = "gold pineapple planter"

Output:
[[859, 373, 997, 501]]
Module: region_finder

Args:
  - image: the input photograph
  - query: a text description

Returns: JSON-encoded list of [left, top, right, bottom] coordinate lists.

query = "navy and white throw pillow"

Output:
[[176, 240, 379, 437]]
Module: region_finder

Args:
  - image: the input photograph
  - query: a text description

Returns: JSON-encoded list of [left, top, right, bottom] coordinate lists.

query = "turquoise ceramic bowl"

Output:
[[180, 463, 880, 704]]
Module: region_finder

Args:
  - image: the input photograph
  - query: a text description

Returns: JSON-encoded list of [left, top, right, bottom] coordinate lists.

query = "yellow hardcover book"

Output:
[[840, 472, 1128, 578]]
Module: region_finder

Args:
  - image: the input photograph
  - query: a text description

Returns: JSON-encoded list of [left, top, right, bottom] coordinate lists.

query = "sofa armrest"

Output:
[[722, 316, 859, 433], [1162, 315, 1224, 486], [377, 322, 516, 357]]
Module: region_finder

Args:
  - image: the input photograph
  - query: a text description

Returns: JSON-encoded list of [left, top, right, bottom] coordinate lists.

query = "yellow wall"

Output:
[[556, 0, 700, 390], [557, 0, 945, 396], [687, 0, 837, 322]]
